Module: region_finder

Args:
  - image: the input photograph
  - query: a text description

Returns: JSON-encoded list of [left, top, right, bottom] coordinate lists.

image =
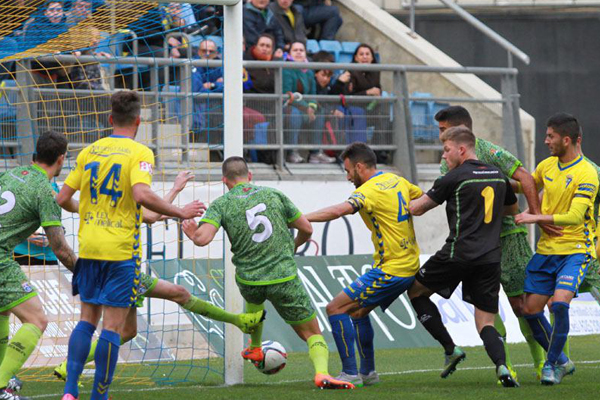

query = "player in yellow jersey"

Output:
[[56, 91, 204, 400], [515, 113, 599, 385], [305, 143, 422, 387]]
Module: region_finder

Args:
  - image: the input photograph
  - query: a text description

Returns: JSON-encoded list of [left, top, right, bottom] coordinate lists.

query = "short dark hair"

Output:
[[34, 130, 68, 165], [256, 33, 275, 48], [546, 112, 581, 142], [222, 156, 249, 180], [341, 142, 377, 168], [441, 126, 476, 149], [312, 50, 335, 63], [434, 106, 473, 130], [111, 90, 141, 127]]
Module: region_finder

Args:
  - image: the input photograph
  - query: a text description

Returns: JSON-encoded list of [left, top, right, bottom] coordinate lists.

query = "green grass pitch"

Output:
[[21, 335, 600, 399]]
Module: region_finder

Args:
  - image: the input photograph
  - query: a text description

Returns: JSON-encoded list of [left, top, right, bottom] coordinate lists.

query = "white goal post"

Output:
[[147, 0, 245, 385]]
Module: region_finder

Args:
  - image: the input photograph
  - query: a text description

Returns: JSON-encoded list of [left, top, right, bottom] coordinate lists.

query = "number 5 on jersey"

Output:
[[246, 203, 273, 243]]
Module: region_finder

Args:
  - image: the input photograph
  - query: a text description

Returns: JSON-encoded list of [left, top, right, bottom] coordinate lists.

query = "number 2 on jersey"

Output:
[[85, 162, 123, 207], [246, 203, 273, 243], [480, 186, 495, 224]]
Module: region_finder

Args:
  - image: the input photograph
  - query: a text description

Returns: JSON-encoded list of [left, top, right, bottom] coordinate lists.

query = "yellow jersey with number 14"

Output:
[[65, 135, 154, 261], [533, 155, 599, 257], [347, 172, 422, 277]]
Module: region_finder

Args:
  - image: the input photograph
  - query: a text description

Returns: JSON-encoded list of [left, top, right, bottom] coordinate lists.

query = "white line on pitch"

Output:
[[29, 359, 600, 399]]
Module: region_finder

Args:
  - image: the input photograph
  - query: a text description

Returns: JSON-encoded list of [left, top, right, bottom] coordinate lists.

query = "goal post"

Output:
[[152, 0, 246, 385]]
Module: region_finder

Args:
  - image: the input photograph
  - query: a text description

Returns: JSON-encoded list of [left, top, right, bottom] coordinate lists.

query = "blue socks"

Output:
[[65, 321, 96, 397], [329, 314, 357, 375], [524, 311, 568, 365], [91, 329, 121, 400], [352, 316, 375, 375], [548, 302, 570, 365]]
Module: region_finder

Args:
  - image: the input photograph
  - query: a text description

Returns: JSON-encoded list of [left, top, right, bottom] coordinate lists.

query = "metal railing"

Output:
[[406, 0, 530, 67], [0, 55, 524, 183]]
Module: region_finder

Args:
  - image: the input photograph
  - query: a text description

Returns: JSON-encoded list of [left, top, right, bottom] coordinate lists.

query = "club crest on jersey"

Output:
[[21, 282, 33, 293], [139, 161, 153, 175], [565, 174, 573, 188], [21, 170, 28, 176]]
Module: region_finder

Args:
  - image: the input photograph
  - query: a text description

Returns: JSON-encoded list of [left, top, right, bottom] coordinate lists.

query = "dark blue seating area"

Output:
[[307, 40, 377, 63], [409, 92, 448, 143]]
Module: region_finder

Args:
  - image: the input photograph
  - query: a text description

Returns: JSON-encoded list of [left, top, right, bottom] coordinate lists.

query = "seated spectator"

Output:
[[282, 41, 317, 163], [295, 0, 342, 41], [162, 2, 191, 59], [243, 0, 285, 59], [348, 43, 381, 97], [23, 1, 69, 86], [245, 33, 280, 94], [68, 26, 109, 90], [192, 39, 266, 146], [65, 0, 93, 28], [268, 0, 307, 52]]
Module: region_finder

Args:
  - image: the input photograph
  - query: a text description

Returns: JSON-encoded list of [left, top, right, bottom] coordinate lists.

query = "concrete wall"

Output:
[[335, 0, 536, 169], [390, 9, 600, 164]]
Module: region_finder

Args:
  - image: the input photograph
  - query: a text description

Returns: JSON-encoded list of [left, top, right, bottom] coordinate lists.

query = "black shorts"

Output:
[[415, 255, 501, 314]]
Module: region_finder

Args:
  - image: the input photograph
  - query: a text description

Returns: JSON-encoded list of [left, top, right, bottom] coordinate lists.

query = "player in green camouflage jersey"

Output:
[[53, 171, 264, 383], [0, 131, 78, 400], [183, 157, 354, 390], [578, 151, 600, 297], [435, 106, 545, 380]]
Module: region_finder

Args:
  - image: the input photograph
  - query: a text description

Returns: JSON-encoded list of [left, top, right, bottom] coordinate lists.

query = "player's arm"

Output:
[[516, 203, 589, 226], [288, 214, 313, 252], [44, 225, 77, 272], [512, 166, 541, 214], [182, 219, 218, 246], [408, 194, 438, 216], [143, 171, 194, 224], [305, 201, 355, 222], [56, 184, 79, 213], [132, 183, 205, 220]]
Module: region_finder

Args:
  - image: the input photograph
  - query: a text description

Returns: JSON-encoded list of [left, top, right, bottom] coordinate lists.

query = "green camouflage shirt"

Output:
[[441, 138, 527, 237], [200, 183, 302, 285], [0, 165, 62, 267], [584, 156, 600, 235]]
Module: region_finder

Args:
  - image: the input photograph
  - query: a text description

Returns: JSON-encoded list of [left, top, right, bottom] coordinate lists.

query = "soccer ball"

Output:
[[255, 340, 287, 375]]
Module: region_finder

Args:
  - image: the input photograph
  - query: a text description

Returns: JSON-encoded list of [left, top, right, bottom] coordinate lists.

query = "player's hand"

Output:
[[182, 219, 198, 240], [539, 223, 564, 237], [173, 170, 194, 193], [515, 211, 537, 225], [28, 234, 49, 247], [179, 200, 206, 219]]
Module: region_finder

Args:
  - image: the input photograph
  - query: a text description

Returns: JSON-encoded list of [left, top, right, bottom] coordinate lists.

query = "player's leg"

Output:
[[468, 263, 517, 387], [268, 277, 353, 389], [148, 278, 264, 333], [325, 291, 361, 383], [500, 233, 545, 376], [0, 294, 46, 397], [408, 261, 464, 378], [236, 284, 267, 364]]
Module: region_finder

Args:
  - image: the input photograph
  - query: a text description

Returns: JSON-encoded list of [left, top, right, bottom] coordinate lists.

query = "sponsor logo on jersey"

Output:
[[139, 161, 153, 175], [21, 170, 28, 176]]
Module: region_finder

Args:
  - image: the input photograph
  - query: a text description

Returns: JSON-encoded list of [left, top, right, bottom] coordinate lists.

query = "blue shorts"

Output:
[[72, 258, 141, 308], [343, 268, 415, 311], [524, 253, 591, 296]]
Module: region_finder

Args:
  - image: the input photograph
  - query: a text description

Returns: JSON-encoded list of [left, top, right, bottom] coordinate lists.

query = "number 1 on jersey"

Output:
[[85, 162, 123, 207], [481, 186, 495, 224]]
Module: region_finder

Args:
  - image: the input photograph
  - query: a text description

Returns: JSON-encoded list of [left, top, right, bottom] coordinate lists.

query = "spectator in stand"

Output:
[[294, 0, 342, 41], [337, 43, 381, 144], [192, 39, 266, 145], [65, 0, 93, 28], [268, 0, 307, 52], [243, 0, 285, 59], [68, 26, 110, 90], [245, 33, 281, 94], [283, 41, 317, 164], [308, 50, 344, 163], [23, 1, 70, 86]]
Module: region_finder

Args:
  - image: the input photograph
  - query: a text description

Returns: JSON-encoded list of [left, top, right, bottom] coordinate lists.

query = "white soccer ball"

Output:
[[255, 340, 287, 375]]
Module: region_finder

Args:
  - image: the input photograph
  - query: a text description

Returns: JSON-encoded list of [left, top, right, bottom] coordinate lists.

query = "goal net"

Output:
[[0, 0, 239, 388]]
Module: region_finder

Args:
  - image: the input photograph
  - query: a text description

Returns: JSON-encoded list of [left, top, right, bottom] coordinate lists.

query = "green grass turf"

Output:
[[20, 335, 600, 400]]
